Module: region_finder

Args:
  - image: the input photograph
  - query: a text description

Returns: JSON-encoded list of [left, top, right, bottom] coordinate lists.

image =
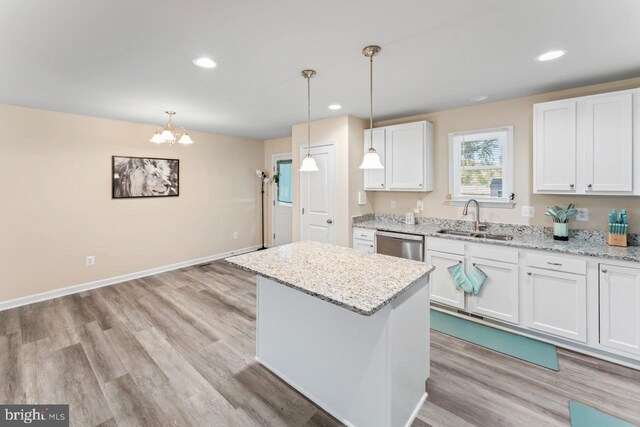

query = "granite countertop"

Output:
[[354, 215, 640, 264], [225, 241, 434, 316]]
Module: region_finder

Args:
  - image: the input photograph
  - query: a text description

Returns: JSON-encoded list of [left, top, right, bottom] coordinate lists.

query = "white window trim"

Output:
[[448, 126, 515, 208]]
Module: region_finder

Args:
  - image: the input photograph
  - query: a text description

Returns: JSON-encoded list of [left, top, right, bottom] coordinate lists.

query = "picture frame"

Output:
[[112, 155, 180, 199]]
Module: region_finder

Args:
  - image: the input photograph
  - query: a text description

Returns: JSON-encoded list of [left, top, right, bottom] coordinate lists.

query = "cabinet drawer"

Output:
[[353, 239, 375, 253], [353, 228, 375, 242], [426, 237, 465, 255], [525, 253, 586, 275], [470, 244, 518, 264]]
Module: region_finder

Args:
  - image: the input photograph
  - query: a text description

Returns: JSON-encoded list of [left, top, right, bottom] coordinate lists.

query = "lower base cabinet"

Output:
[[524, 267, 587, 343], [426, 251, 465, 309], [467, 258, 519, 324], [599, 264, 640, 355]]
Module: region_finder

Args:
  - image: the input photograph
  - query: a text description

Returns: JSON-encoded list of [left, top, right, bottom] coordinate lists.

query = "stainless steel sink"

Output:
[[437, 229, 513, 241]]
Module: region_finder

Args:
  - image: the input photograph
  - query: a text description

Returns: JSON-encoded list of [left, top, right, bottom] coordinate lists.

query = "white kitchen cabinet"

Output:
[[599, 264, 640, 355], [363, 121, 433, 192], [534, 99, 577, 193], [524, 267, 587, 342], [533, 88, 639, 195], [352, 227, 375, 253], [584, 92, 634, 193], [467, 257, 519, 324], [426, 251, 465, 309], [363, 128, 386, 190], [353, 239, 375, 253]]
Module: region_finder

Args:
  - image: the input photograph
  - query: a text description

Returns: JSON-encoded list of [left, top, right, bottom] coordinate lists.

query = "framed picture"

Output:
[[112, 156, 179, 199]]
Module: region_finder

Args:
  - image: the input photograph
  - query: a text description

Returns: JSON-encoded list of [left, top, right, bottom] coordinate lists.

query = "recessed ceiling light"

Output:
[[328, 104, 342, 110], [192, 57, 217, 68], [470, 95, 489, 102], [536, 50, 567, 62]]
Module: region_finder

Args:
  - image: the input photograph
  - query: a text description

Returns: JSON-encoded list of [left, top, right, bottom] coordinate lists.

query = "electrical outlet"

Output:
[[233, 232, 239, 240], [86, 256, 95, 266], [521, 206, 535, 218], [576, 208, 589, 221], [390, 200, 396, 209], [416, 200, 424, 211]]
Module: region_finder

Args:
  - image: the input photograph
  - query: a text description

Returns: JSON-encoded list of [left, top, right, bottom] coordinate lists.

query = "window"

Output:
[[449, 126, 513, 205], [277, 159, 292, 204]]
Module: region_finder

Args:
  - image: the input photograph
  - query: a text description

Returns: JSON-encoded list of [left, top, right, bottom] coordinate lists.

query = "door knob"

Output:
[[326, 219, 333, 224]]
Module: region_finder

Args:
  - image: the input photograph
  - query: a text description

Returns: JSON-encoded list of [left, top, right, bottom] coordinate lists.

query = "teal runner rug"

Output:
[[569, 401, 637, 427], [431, 310, 559, 370]]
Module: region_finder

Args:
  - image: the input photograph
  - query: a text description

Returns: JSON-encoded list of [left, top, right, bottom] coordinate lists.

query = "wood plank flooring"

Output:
[[1, 261, 639, 426]]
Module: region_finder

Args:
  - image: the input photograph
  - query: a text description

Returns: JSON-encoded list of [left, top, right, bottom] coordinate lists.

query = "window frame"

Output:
[[448, 126, 514, 207], [276, 159, 293, 205]]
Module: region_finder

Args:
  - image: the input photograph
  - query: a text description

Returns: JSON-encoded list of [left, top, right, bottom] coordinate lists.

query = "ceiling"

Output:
[[2, 0, 640, 140]]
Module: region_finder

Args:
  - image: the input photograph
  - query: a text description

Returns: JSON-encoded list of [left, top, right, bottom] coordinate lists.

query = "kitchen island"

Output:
[[226, 241, 434, 427]]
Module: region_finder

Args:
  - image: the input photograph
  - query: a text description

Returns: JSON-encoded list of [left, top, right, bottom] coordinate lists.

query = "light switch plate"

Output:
[[357, 191, 367, 206], [521, 206, 535, 218], [576, 208, 589, 221], [390, 200, 396, 209]]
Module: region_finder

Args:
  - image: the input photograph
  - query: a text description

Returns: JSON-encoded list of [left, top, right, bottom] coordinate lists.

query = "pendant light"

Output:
[[299, 69, 319, 172], [359, 45, 384, 170]]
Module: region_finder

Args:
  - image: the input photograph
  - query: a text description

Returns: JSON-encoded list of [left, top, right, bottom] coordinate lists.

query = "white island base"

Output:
[[256, 275, 430, 427]]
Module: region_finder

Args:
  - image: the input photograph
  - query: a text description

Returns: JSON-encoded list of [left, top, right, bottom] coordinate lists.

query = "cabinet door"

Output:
[[534, 100, 577, 193], [363, 128, 386, 190], [387, 122, 426, 190], [600, 264, 640, 355], [426, 251, 465, 309], [352, 239, 375, 254], [467, 258, 519, 324], [524, 267, 586, 342], [584, 92, 633, 193]]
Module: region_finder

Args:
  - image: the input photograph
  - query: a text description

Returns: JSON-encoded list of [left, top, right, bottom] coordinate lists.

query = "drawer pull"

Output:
[[547, 262, 562, 266]]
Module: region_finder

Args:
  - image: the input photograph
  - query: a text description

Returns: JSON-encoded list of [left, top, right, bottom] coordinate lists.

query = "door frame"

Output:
[[299, 141, 337, 244], [271, 152, 292, 247]]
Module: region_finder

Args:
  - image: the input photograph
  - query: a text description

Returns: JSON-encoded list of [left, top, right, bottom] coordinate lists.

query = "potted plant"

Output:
[[545, 203, 578, 241]]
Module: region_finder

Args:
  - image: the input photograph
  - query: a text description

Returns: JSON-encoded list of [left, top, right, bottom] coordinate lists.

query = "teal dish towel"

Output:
[[468, 265, 488, 295], [447, 262, 473, 293]]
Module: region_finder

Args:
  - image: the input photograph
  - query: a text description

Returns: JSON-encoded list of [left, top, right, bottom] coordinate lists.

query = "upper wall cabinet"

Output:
[[363, 120, 433, 192], [533, 88, 638, 195]]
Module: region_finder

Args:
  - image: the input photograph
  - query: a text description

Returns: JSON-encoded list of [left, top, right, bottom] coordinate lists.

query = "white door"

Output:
[[426, 251, 465, 309], [467, 258, 519, 324], [534, 100, 577, 193], [272, 154, 292, 247], [599, 264, 640, 355], [387, 122, 426, 190], [584, 92, 633, 193], [524, 267, 587, 342], [300, 143, 336, 244], [363, 128, 386, 190]]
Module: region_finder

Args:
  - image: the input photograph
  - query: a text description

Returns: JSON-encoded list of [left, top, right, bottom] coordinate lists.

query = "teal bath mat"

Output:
[[569, 401, 637, 427], [430, 310, 559, 370]]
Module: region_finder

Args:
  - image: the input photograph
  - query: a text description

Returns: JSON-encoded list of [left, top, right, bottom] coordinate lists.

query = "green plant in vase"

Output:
[[545, 203, 578, 241]]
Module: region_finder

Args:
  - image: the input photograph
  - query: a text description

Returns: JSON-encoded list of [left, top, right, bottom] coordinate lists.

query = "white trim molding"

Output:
[[0, 245, 260, 312]]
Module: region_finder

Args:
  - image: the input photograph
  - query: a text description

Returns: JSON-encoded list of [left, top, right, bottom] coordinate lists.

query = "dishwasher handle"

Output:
[[376, 231, 424, 241]]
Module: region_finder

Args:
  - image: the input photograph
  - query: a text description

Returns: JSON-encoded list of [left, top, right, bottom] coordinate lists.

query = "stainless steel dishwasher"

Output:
[[375, 231, 424, 262]]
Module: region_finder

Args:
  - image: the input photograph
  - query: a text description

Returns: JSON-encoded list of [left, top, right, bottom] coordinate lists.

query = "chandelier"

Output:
[[149, 111, 195, 146]]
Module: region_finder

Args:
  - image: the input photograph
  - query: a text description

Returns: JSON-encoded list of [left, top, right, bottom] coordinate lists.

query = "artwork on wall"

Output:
[[112, 156, 179, 199]]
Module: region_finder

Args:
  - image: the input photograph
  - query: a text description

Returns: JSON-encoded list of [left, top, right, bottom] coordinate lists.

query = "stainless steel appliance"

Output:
[[375, 231, 424, 262]]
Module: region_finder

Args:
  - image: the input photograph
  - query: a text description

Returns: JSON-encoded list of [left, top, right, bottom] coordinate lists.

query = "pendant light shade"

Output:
[[149, 111, 195, 146], [299, 69, 319, 172], [150, 130, 166, 143], [178, 132, 194, 145], [360, 45, 384, 170]]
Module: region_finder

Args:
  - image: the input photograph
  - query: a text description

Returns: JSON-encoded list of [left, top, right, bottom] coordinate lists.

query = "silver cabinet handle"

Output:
[[587, 184, 592, 190], [381, 183, 384, 187], [418, 183, 422, 187], [601, 269, 608, 273], [326, 219, 333, 224], [547, 262, 562, 266], [570, 184, 575, 189], [527, 272, 532, 276]]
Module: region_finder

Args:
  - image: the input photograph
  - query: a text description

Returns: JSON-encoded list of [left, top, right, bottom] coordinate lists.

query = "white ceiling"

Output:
[[2, 0, 640, 140]]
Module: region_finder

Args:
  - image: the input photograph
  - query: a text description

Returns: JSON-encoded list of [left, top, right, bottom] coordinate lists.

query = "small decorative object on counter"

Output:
[[607, 208, 628, 247], [404, 211, 416, 225], [545, 203, 578, 241]]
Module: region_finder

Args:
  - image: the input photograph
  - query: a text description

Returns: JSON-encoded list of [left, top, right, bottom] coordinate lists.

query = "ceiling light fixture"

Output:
[[192, 57, 217, 68], [470, 95, 489, 102], [299, 70, 319, 172], [328, 104, 342, 110], [149, 111, 194, 146], [536, 50, 567, 62], [359, 45, 384, 170]]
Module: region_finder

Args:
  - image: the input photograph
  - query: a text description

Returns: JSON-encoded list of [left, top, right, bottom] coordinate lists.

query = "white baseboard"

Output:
[[0, 244, 261, 312]]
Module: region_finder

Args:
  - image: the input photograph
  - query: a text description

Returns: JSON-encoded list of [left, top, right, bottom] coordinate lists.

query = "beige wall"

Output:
[[264, 137, 292, 246], [0, 104, 264, 302], [371, 77, 640, 233]]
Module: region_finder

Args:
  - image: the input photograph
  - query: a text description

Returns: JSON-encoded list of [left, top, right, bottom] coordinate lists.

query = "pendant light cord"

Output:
[[307, 74, 311, 156], [369, 54, 373, 150]]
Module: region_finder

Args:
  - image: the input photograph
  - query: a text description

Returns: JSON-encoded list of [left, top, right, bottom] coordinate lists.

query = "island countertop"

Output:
[[226, 241, 434, 316]]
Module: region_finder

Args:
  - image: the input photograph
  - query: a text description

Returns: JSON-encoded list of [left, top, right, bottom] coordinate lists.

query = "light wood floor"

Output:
[[1, 261, 639, 427]]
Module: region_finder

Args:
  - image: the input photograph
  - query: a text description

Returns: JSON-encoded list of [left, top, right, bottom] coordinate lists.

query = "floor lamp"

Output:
[[256, 170, 269, 250]]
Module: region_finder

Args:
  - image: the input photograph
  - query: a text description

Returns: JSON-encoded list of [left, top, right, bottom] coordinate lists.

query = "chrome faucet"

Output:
[[463, 199, 483, 232]]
